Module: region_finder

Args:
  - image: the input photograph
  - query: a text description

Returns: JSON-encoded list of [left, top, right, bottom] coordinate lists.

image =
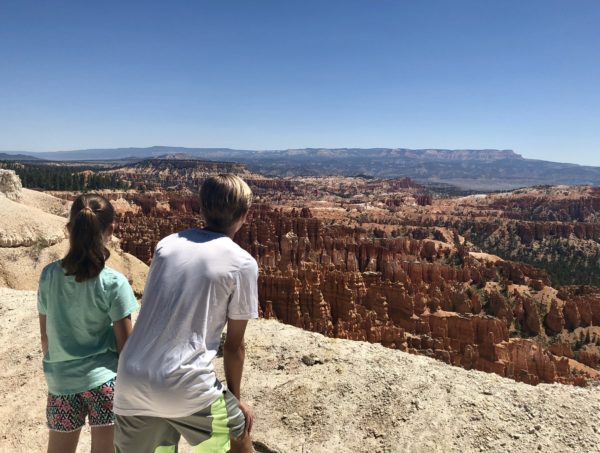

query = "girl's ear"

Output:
[[104, 222, 115, 242]]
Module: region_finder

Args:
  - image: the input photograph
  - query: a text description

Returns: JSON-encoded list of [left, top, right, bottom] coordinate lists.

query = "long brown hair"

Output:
[[62, 194, 115, 282]]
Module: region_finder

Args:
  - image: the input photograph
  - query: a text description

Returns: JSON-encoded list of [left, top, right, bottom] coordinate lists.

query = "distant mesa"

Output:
[[153, 152, 202, 160], [130, 157, 248, 172], [1, 146, 599, 190], [282, 148, 521, 161], [1, 146, 521, 161]]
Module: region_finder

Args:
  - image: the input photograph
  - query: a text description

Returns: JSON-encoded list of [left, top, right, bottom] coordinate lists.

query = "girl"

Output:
[[38, 194, 138, 453]]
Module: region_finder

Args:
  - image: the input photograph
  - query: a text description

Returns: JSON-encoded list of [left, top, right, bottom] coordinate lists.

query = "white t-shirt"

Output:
[[113, 228, 259, 417]]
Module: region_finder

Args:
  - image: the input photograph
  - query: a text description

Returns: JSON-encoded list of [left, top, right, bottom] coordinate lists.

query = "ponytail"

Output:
[[62, 194, 115, 282]]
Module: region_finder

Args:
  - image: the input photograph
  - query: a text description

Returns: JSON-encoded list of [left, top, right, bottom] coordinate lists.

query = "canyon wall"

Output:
[[109, 192, 600, 386], [47, 161, 600, 385]]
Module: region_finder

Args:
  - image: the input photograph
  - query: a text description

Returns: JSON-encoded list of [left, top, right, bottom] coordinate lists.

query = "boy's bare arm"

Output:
[[224, 319, 254, 436], [223, 319, 248, 399], [39, 315, 48, 354]]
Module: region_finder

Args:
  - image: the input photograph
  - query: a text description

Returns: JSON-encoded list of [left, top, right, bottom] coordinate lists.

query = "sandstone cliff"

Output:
[[104, 189, 600, 386], [0, 174, 148, 294]]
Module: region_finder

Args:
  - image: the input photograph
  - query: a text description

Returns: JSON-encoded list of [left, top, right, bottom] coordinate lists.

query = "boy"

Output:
[[114, 174, 257, 453]]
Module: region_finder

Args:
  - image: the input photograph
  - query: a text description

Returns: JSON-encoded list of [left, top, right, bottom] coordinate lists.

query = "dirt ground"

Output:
[[1, 288, 599, 453]]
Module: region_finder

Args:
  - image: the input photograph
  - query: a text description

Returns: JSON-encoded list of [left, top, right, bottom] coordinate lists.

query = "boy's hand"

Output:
[[239, 400, 254, 436]]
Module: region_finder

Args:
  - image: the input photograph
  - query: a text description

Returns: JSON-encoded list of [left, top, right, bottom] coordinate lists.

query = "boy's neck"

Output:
[[203, 226, 237, 239], [204, 216, 245, 239]]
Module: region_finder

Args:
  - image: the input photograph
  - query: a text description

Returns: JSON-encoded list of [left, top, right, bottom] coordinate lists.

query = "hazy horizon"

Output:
[[1, 146, 597, 168]]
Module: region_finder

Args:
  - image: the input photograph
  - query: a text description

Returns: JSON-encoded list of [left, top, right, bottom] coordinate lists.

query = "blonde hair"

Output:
[[200, 174, 252, 231]]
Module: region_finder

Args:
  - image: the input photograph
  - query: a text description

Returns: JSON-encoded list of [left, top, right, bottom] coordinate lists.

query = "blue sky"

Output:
[[1, 0, 599, 165]]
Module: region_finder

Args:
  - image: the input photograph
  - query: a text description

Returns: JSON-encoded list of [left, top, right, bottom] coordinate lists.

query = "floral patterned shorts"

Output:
[[46, 379, 115, 432]]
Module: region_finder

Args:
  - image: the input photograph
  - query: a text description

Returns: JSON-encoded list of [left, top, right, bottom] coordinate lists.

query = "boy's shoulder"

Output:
[[157, 229, 245, 253], [155, 228, 256, 268], [235, 246, 257, 267], [156, 230, 182, 246], [154, 229, 199, 252], [210, 234, 257, 269]]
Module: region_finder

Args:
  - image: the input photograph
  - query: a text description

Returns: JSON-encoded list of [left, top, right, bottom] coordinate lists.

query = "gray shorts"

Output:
[[114, 389, 246, 453]]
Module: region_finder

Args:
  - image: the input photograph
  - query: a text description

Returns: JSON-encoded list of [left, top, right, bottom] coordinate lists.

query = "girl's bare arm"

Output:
[[39, 315, 48, 355], [113, 315, 133, 354]]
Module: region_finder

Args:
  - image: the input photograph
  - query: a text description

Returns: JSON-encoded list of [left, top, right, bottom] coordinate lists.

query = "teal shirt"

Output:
[[37, 261, 139, 395]]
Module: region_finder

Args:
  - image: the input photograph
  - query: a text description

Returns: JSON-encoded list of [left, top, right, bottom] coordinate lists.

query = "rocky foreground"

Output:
[[1, 288, 598, 453]]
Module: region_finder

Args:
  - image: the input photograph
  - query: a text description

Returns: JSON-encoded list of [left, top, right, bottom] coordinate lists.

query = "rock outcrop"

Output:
[[0, 175, 148, 293], [45, 178, 600, 385], [0, 177, 65, 248], [0, 169, 23, 202], [12, 166, 600, 387], [238, 205, 598, 385], [108, 192, 600, 385]]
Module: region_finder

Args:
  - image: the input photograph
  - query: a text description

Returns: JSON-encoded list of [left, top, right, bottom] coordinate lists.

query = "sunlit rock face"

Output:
[[234, 205, 598, 386], [106, 188, 599, 386], [0, 169, 23, 202], [47, 161, 599, 385], [0, 172, 65, 248]]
